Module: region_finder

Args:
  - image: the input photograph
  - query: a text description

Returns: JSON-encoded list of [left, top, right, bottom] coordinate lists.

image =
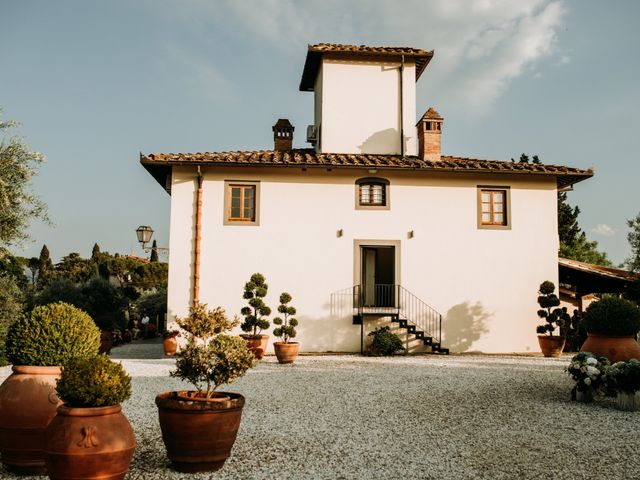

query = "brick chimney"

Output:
[[417, 108, 443, 161], [273, 119, 294, 151]]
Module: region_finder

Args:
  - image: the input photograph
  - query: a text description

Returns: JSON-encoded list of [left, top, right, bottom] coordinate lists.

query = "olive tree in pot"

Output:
[[272, 292, 300, 364], [155, 303, 256, 473], [580, 296, 640, 362], [0, 303, 100, 474], [536, 281, 570, 357], [44, 354, 135, 480], [239, 273, 271, 359]]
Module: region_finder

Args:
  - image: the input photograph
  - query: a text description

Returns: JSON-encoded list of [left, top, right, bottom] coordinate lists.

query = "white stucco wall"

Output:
[[167, 166, 559, 354], [316, 57, 417, 155]]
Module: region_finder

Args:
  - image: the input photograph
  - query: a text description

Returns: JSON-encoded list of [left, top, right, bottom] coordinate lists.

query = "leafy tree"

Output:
[[80, 278, 128, 331], [625, 212, 640, 272], [240, 273, 271, 336], [35, 278, 83, 309], [53, 252, 98, 283], [0, 275, 23, 365], [134, 286, 167, 320], [27, 257, 39, 285], [0, 248, 28, 289], [557, 193, 611, 266], [150, 240, 159, 263], [0, 114, 49, 246], [91, 243, 101, 261], [37, 244, 53, 288]]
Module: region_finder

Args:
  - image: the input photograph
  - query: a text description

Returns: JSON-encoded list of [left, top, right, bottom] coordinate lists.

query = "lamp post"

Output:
[[135, 226, 168, 256]]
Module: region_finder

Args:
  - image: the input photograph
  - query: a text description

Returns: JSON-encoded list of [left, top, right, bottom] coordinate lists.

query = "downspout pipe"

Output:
[[400, 54, 405, 158], [193, 166, 203, 308]]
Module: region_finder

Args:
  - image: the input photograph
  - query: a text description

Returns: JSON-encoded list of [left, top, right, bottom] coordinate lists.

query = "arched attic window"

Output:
[[355, 177, 390, 210]]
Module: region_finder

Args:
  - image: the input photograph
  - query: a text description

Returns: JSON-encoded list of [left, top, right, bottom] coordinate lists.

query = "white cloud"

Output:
[[156, 0, 567, 114], [591, 224, 616, 237]]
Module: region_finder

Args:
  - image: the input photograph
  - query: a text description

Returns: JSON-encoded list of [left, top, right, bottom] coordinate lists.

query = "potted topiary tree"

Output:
[[155, 303, 256, 473], [272, 292, 300, 364], [536, 281, 570, 357], [0, 302, 100, 474], [44, 354, 136, 479], [580, 296, 640, 362], [239, 273, 271, 359]]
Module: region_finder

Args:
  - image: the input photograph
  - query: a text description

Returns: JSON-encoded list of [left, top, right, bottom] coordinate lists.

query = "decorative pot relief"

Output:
[[77, 426, 99, 448]]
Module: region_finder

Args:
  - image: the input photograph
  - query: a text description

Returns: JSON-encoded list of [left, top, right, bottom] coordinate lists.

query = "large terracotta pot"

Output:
[[580, 334, 640, 363], [274, 342, 300, 364], [0, 365, 62, 474], [163, 336, 179, 356], [240, 334, 268, 360], [44, 404, 136, 480], [156, 391, 245, 473], [537, 335, 565, 358]]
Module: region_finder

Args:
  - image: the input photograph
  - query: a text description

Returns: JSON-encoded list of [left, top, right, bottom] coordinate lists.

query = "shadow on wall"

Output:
[[358, 128, 401, 154], [442, 301, 492, 353], [299, 297, 360, 352]]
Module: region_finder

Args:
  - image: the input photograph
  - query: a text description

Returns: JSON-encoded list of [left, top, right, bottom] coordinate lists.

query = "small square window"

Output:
[[224, 181, 260, 226], [478, 187, 510, 229], [355, 178, 390, 210]]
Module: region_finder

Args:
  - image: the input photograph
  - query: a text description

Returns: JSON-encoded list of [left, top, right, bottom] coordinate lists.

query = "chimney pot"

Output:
[[416, 107, 443, 161], [273, 118, 295, 151]]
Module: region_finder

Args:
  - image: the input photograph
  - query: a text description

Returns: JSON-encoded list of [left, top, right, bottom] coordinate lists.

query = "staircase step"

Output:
[[414, 331, 424, 339], [398, 320, 407, 328], [406, 325, 416, 333], [423, 337, 433, 346]]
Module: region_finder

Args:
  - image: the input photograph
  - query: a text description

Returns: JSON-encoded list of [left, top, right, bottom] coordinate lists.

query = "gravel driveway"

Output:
[[0, 344, 637, 480]]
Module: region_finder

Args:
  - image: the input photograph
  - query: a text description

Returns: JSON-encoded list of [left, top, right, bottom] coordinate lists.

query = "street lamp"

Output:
[[135, 225, 154, 249]]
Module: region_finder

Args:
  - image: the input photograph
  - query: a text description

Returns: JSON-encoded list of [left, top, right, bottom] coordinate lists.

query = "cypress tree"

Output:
[[91, 243, 101, 261], [37, 244, 53, 287], [150, 240, 159, 263]]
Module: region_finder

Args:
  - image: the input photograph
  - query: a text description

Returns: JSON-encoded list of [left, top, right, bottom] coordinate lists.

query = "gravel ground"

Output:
[[1, 341, 638, 480]]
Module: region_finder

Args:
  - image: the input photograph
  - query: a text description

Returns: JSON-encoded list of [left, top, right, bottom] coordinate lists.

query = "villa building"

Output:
[[141, 43, 593, 354]]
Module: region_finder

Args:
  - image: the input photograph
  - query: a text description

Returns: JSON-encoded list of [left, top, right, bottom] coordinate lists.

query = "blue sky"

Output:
[[1, 0, 639, 264]]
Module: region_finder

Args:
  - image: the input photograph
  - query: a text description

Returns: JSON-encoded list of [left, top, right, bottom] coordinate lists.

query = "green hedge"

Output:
[[582, 297, 640, 336]]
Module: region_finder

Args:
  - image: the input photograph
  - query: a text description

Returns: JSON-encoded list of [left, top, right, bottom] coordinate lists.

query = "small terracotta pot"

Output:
[[240, 334, 268, 360], [44, 404, 136, 480], [156, 391, 245, 473], [580, 333, 640, 363], [163, 336, 179, 356], [0, 365, 62, 474], [537, 335, 565, 358], [274, 342, 300, 364]]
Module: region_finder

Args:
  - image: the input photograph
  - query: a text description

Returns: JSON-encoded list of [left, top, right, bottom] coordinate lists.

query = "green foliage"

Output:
[[0, 275, 24, 366], [91, 243, 101, 261], [177, 304, 239, 340], [0, 115, 49, 246], [535, 281, 570, 336], [0, 248, 28, 289], [605, 359, 640, 394], [56, 354, 131, 407], [582, 297, 640, 336], [53, 252, 98, 283], [625, 212, 640, 272], [172, 303, 256, 396], [272, 292, 299, 343], [558, 193, 612, 266], [150, 240, 159, 263], [240, 273, 271, 335], [134, 286, 167, 319], [35, 278, 82, 308], [566, 352, 610, 393], [37, 244, 53, 288], [5, 302, 100, 366], [366, 326, 404, 356], [624, 280, 640, 306]]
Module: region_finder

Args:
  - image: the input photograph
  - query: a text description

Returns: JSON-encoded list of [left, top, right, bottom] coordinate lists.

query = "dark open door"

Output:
[[361, 246, 395, 307]]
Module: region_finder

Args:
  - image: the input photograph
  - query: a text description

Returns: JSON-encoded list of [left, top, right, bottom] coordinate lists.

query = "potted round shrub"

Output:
[[535, 281, 570, 357], [0, 302, 100, 474], [604, 359, 640, 411], [580, 297, 640, 362], [44, 354, 136, 479], [162, 329, 181, 356], [155, 303, 256, 473], [272, 292, 300, 364], [239, 273, 271, 359]]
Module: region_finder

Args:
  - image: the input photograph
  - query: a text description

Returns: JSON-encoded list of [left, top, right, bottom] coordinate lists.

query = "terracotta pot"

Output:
[[240, 334, 268, 360], [274, 342, 300, 364], [156, 391, 245, 473], [163, 336, 179, 356], [44, 404, 136, 480], [99, 330, 113, 355], [580, 333, 640, 363], [0, 365, 62, 474], [537, 335, 565, 358]]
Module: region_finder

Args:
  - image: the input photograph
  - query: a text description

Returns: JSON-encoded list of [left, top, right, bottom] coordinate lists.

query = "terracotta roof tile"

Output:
[[141, 149, 593, 190], [300, 43, 434, 91]]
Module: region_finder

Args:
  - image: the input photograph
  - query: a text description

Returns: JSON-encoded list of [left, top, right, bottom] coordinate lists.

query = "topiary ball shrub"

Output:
[[582, 297, 640, 336], [56, 354, 132, 408], [5, 302, 100, 366], [366, 326, 405, 356]]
